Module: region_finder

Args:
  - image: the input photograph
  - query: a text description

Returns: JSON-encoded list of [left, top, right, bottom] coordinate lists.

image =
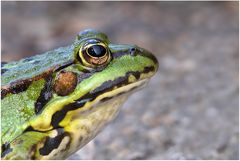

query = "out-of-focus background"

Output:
[[1, 1, 239, 160]]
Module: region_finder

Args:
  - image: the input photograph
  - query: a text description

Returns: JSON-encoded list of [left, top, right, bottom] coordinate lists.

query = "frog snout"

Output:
[[129, 46, 159, 73]]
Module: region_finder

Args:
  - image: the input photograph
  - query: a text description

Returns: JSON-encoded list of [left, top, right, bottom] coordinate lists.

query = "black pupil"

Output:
[[87, 45, 106, 57]]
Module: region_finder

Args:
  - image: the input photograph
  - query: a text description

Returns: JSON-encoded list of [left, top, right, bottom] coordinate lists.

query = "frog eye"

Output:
[[87, 45, 106, 57], [79, 41, 111, 68]]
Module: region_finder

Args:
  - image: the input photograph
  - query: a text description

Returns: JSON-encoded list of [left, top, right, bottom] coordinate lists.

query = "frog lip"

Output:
[[96, 78, 149, 104], [116, 78, 149, 93], [116, 78, 149, 92]]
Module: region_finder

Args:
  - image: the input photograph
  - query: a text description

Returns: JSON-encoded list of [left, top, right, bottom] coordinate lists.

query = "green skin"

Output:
[[1, 29, 158, 159]]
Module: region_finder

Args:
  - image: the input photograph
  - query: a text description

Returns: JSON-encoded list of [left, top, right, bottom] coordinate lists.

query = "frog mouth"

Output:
[[98, 78, 149, 103], [85, 66, 155, 98]]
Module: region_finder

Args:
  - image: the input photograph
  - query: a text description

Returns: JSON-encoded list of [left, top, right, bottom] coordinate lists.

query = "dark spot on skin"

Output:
[[1, 62, 8, 67], [23, 126, 35, 133], [35, 76, 53, 114], [39, 128, 68, 156], [58, 52, 65, 55], [1, 142, 13, 158], [53, 71, 77, 96], [11, 81, 32, 94], [134, 72, 140, 80], [80, 125, 91, 135], [78, 136, 83, 143], [75, 136, 84, 151], [23, 57, 34, 62], [1, 80, 32, 99], [30, 144, 38, 160], [129, 47, 137, 56], [15, 139, 24, 145], [1, 89, 8, 99], [33, 60, 41, 64], [1, 68, 8, 74]]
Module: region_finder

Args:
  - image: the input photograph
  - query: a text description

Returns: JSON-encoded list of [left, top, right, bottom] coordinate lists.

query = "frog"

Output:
[[1, 29, 158, 160]]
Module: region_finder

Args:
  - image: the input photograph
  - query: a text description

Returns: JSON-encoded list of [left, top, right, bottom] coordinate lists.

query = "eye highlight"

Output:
[[79, 40, 111, 68]]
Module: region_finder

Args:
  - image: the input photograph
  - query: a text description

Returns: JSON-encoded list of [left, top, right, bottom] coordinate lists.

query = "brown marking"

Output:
[[53, 71, 77, 96], [1, 61, 74, 99]]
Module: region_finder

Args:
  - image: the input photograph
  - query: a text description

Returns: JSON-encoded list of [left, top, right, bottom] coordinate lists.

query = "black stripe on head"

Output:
[[35, 76, 53, 114], [50, 66, 155, 128], [39, 128, 69, 156]]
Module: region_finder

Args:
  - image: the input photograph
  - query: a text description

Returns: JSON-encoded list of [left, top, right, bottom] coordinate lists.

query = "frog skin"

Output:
[[1, 29, 158, 160]]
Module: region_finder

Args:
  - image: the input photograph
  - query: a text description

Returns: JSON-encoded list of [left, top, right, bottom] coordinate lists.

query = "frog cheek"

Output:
[[53, 71, 78, 96]]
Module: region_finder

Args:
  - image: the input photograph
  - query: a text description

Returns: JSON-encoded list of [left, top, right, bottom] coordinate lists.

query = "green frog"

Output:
[[1, 29, 158, 159]]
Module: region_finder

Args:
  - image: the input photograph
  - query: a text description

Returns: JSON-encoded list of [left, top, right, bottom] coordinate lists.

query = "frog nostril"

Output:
[[129, 47, 137, 56]]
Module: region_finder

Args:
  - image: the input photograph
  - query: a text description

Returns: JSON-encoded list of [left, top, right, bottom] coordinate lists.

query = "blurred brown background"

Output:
[[1, 1, 239, 159]]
